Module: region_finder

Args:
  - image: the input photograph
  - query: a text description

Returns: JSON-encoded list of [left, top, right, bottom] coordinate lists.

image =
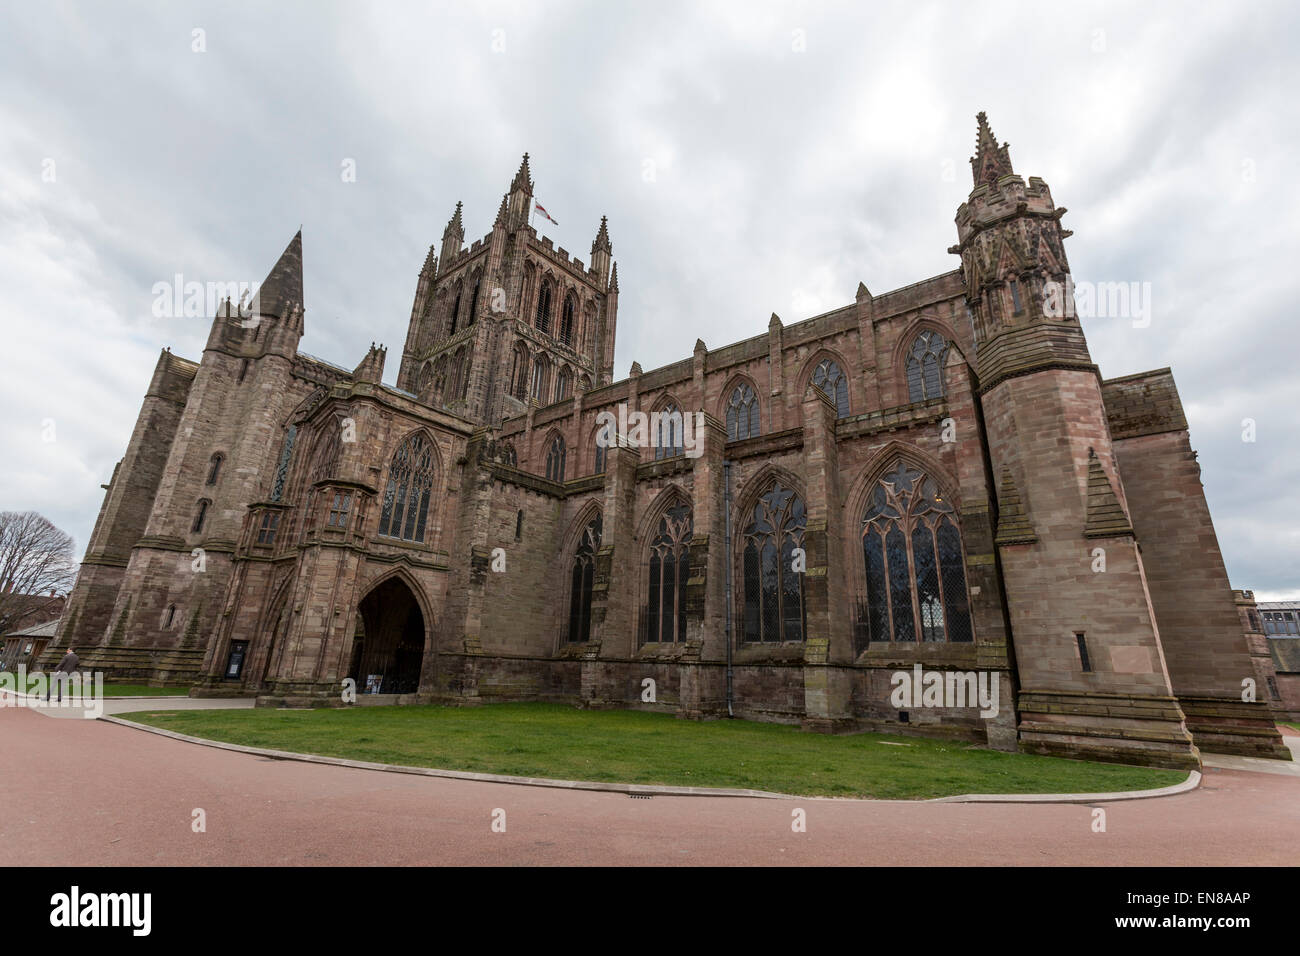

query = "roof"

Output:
[[1258, 601, 1300, 611], [1270, 637, 1300, 674], [4, 618, 60, 639]]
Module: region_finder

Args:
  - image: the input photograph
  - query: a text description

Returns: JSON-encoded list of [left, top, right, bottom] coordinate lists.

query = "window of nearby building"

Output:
[[741, 482, 806, 643]]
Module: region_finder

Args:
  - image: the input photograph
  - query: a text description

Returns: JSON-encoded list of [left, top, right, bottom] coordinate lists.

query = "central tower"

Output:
[[396, 154, 620, 425]]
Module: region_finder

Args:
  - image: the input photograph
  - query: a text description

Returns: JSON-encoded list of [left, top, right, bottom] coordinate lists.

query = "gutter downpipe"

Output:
[[724, 459, 734, 718]]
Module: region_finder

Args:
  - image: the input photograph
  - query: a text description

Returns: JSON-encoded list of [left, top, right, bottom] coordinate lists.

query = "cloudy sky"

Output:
[[2, 0, 1297, 598]]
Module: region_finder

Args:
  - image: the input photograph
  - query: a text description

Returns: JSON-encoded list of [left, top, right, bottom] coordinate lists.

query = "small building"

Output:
[[1, 618, 61, 673]]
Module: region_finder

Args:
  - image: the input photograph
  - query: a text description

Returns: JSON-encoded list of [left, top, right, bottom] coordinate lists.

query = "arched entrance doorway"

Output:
[[349, 577, 427, 695]]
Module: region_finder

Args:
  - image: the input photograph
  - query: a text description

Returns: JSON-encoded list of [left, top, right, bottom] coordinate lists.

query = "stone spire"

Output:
[[495, 193, 509, 227], [254, 229, 303, 318], [590, 216, 612, 283], [440, 201, 465, 266], [609, 261, 619, 293], [511, 152, 533, 194], [970, 111, 1015, 188]]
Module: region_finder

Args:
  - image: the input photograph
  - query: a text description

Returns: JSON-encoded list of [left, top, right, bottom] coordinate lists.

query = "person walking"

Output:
[[46, 647, 79, 702]]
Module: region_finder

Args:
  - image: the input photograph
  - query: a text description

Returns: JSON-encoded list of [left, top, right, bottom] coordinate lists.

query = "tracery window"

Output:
[[906, 331, 949, 402], [545, 434, 566, 482], [567, 514, 602, 642], [646, 502, 693, 643], [270, 425, 296, 501], [555, 368, 571, 403], [740, 482, 807, 643], [654, 403, 684, 460], [531, 358, 550, 403], [378, 433, 436, 543], [858, 461, 972, 652], [811, 358, 849, 417], [726, 382, 760, 441]]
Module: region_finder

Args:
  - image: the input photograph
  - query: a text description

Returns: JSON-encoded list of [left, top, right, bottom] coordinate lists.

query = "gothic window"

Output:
[[646, 502, 693, 643], [378, 433, 436, 543], [257, 511, 280, 545], [449, 286, 462, 336], [191, 499, 210, 534], [545, 434, 566, 482], [726, 382, 760, 441], [567, 514, 602, 642], [594, 441, 605, 475], [535, 283, 553, 334], [327, 492, 352, 528], [654, 403, 684, 460], [467, 278, 480, 326], [857, 461, 972, 652], [555, 367, 571, 403], [206, 453, 223, 486], [740, 482, 807, 643], [811, 358, 849, 417], [560, 294, 576, 346], [531, 357, 551, 403], [510, 346, 529, 401], [271, 425, 296, 501], [906, 331, 949, 402]]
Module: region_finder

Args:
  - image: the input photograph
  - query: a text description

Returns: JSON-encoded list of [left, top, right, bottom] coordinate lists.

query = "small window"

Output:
[[1076, 632, 1091, 672], [164, 604, 177, 628], [257, 511, 281, 545], [328, 492, 352, 528], [191, 499, 210, 534], [1267, 676, 1281, 700], [206, 454, 223, 486], [238, 359, 250, 383], [1009, 279, 1024, 315], [515, 509, 524, 541]]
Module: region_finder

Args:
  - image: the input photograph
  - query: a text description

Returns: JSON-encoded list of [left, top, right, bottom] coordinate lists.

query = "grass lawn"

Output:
[[1281, 721, 1300, 732], [0, 675, 190, 697], [117, 702, 1187, 799]]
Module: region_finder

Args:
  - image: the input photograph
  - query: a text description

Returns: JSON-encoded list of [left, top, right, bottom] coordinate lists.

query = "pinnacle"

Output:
[[446, 200, 464, 236], [495, 193, 509, 226], [591, 215, 611, 254], [970, 111, 1015, 188], [609, 261, 619, 292], [511, 152, 533, 194], [255, 229, 303, 318]]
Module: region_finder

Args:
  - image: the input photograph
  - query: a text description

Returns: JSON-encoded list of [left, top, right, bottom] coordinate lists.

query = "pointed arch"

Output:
[[542, 428, 566, 482], [892, 315, 960, 404], [560, 290, 578, 346], [718, 371, 762, 441], [357, 563, 435, 652], [846, 443, 973, 653], [448, 278, 464, 337], [351, 565, 434, 694], [798, 348, 852, 418], [535, 274, 556, 334], [530, 353, 552, 403], [637, 485, 694, 644], [734, 467, 808, 644], [378, 429, 441, 543], [509, 342, 530, 401], [649, 392, 686, 460], [466, 269, 482, 326], [562, 501, 603, 644]]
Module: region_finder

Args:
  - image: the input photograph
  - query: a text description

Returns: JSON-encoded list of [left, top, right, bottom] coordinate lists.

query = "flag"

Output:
[[534, 201, 558, 225]]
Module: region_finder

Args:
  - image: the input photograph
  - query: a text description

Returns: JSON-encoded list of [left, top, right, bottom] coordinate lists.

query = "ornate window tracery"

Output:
[[726, 382, 760, 441], [741, 482, 807, 643], [545, 434, 566, 482], [906, 331, 949, 402], [646, 502, 693, 643], [378, 433, 436, 543], [567, 514, 602, 642], [811, 358, 849, 417], [858, 461, 972, 651]]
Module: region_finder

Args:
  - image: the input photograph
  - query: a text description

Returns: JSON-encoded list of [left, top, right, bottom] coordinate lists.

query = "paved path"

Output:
[[2, 705, 1297, 866]]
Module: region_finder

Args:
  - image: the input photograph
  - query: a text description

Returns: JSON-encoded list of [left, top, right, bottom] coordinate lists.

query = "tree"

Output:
[[0, 511, 76, 634]]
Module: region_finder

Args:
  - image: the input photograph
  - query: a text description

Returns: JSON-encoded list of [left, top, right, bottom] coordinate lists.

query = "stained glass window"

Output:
[[546, 434, 566, 482], [654, 404, 684, 460], [271, 425, 296, 501]]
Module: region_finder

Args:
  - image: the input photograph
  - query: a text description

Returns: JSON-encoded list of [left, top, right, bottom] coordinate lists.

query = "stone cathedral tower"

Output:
[[954, 113, 1282, 765], [396, 154, 619, 426]]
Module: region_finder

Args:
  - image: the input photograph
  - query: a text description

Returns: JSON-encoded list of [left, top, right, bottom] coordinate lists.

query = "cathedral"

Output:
[[46, 114, 1288, 769]]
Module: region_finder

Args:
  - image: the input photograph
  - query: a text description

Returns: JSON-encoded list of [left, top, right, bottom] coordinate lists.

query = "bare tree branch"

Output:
[[0, 511, 76, 634]]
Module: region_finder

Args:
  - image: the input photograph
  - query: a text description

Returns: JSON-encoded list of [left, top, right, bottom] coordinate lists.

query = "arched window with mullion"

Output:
[[567, 514, 602, 642], [726, 382, 760, 441], [545, 433, 566, 482], [379, 433, 437, 543], [906, 331, 949, 402], [811, 358, 849, 417], [857, 461, 972, 653], [654, 403, 684, 459], [646, 502, 693, 643], [740, 482, 807, 643]]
